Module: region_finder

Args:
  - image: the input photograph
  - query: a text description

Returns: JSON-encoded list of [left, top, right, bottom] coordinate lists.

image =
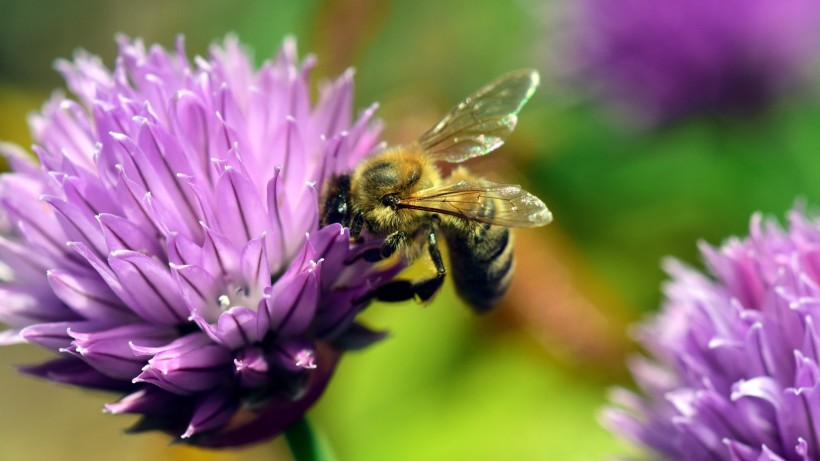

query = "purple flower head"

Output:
[[0, 35, 399, 447], [603, 207, 820, 460], [569, 0, 820, 124]]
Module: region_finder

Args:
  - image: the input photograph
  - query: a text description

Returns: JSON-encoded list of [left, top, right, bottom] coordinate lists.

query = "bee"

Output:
[[321, 69, 552, 313]]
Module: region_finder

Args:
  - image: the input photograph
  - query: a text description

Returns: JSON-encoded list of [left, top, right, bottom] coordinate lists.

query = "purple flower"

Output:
[[569, 0, 820, 124], [603, 207, 820, 460], [0, 35, 398, 447]]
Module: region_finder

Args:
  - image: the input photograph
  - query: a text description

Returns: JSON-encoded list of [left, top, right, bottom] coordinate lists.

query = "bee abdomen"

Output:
[[446, 226, 514, 313]]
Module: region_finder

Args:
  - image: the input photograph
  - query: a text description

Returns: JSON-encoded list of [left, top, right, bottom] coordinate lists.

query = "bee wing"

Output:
[[417, 69, 539, 164], [398, 179, 552, 228]]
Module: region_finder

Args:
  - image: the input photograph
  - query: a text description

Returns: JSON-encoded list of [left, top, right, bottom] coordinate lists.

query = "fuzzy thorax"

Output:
[[349, 145, 442, 235]]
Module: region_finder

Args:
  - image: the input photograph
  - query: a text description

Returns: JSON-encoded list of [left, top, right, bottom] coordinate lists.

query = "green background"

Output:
[[2, 0, 820, 459]]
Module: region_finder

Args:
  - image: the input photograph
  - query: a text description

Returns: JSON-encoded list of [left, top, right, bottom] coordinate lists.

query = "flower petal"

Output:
[[108, 250, 189, 324], [181, 392, 239, 439], [233, 346, 270, 388], [47, 268, 134, 321], [105, 386, 183, 416], [69, 323, 176, 379], [263, 259, 322, 336], [214, 165, 269, 245], [196, 306, 260, 350], [21, 320, 110, 351], [19, 357, 130, 391], [133, 333, 232, 394], [193, 343, 340, 448], [97, 213, 163, 256]]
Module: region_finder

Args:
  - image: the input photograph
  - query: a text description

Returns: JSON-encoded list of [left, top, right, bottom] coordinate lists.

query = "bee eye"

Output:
[[381, 195, 399, 208]]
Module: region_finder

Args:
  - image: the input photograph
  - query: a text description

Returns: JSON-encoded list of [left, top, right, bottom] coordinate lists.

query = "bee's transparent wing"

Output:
[[417, 69, 539, 164], [398, 179, 552, 228]]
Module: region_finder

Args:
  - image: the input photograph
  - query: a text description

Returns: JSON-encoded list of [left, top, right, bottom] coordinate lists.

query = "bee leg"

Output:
[[349, 213, 364, 240], [362, 276, 443, 303], [380, 231, 408, 259], [350, 230, 408, 265], [352, 230, 410, 264], [413, 227, 447, 301], [362, 280, 417, 303], [355, 228, 447, 304], [428, 228, 446, 278]]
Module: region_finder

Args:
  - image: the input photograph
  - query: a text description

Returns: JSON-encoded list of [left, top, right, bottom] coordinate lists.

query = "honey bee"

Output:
[[321, 69, 552, 313]]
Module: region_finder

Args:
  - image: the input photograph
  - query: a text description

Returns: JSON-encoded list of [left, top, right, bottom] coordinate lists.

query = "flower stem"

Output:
[[284, 418, 335, 461]]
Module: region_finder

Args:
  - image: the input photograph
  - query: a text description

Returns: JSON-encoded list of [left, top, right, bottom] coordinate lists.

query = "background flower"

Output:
[[0, 35, 396, 447], [604, 207, 820, 459], [566, 0, 820, 124]]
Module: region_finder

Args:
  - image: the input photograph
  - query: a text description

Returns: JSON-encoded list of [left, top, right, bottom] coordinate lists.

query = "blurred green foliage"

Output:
[[3, 0, 820, 459], [535, 99, 820, 311], [314, 293, 625, 460]]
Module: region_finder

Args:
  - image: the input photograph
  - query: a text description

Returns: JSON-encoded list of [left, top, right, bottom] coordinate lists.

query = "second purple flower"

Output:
[[568, 0, 820, 124], [604, 208, 820, 459]]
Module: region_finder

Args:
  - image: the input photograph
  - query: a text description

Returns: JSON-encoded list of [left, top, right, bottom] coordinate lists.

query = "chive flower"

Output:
[[0, 35, 398, 447], [604, 208, 820, 459], [570, 0, 820, 123]]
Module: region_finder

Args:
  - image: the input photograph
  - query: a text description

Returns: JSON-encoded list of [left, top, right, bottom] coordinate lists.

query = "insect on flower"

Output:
[[321, 70, 552, 313]]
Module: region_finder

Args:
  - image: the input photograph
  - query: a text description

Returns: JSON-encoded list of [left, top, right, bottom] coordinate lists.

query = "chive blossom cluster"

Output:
[[0, 35, 398, 447]]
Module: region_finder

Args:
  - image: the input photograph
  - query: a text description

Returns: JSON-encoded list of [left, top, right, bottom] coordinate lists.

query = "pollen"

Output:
[[218, 294, 231, 309]]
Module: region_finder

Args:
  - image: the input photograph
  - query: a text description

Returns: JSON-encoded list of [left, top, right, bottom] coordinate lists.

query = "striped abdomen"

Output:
[[445, 221, 514, 314]]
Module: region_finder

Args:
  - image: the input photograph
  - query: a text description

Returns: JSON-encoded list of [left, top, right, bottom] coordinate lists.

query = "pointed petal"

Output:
[[172, 263, 221, 321], [166, 232, 203, 266], [69, 323, 177, 379], [233, 346, 270, 388], [272, 338, 317, 372], [240, 235, 270, 299], [105, 386, 183, 416], [0, 142, 41, 177], [264, 259, 321, 336], [108, 250, 188, 324], [0, 233, 52, 284], [181, 392, 239, 439], [67, 241, 137, 311], [171, 90, 212, 177], [47, 268, 134, 321], [214, 166, 269, 246], [0, 284, 73, 327], [192, 343, 340, 448], [21, 320, 112, 351], [113, 165, 158, 235], [43, 195, 107, 258], [133, 333, 231, 394], [201, 225, 241, 277], [313, 68, 353, 139], [19, 357, 130, 391], [197, 306, 260, 350], [63, 176, 118, 217], [97, 213, 164, 256], [132, 118, 200, 233]]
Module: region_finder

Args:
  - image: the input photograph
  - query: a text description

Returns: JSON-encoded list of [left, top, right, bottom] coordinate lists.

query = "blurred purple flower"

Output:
[[0, 35, 397, 447], [570, 0, 820, 124], [603, 208, 820, 459]]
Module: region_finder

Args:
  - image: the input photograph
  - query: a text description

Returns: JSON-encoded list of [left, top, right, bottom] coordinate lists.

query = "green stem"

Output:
[[284, 418, 334, 461]]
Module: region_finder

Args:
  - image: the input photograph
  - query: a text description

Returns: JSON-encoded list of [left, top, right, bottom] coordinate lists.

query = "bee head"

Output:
[[353, 151, 424, 205], [350, 148, 437, 233], [353, 160, 402, 208], [381, 194, 401, 209]]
